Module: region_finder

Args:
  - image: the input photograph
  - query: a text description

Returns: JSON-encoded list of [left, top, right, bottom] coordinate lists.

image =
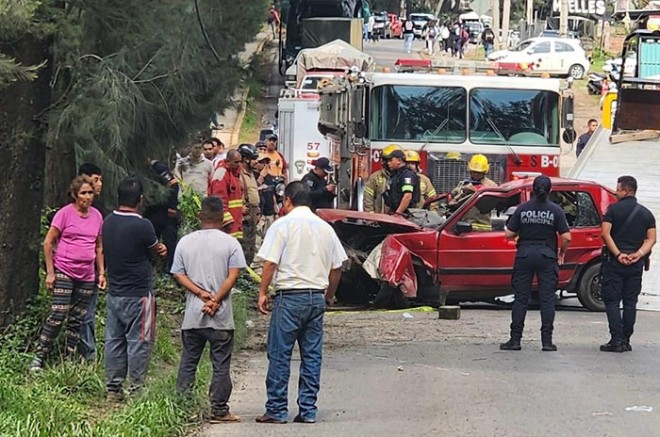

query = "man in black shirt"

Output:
[[600, 175, 656, 352], [144, 160, 179, 271], [501, 176, 571, 351], [385, 150, 420, 216], [576, 119, 598, 157], [103, 177, 167, 400], [301, 157, 336, 211]]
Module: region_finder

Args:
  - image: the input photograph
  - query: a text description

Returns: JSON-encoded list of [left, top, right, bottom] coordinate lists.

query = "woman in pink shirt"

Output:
[[30, 176, 105, 371]]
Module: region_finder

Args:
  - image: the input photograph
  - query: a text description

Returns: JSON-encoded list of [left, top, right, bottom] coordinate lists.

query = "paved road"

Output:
[[204, 309, 660, 437]]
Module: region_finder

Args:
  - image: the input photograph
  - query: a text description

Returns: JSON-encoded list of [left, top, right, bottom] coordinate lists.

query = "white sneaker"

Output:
[[29, 357, 43, 372]]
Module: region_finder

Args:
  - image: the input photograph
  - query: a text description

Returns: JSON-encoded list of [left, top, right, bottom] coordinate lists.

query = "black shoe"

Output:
[[623, 341, 632, 352], [600, 341, 625, 353], [542, 343, 557, 352], [293, 414, 316, 424], [499, 339, 521, 351]]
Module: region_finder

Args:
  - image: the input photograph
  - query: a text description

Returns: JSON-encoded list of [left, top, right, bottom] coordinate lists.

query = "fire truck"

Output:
[[317, 69, 578, 209]]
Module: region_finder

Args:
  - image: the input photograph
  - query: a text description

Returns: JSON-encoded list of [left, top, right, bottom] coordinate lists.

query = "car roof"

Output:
[[410, 13, 434, 18]]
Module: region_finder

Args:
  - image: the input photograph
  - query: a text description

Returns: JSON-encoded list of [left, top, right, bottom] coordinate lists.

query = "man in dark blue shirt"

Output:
[[500, 176, 571, 352], [102, 177, 167, 401], [385, 150, 420, 216], [576, 119, 598, 157]]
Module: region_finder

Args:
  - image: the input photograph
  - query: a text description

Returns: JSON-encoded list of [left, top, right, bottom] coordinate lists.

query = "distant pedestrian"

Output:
[[424, 21, 438, 55], [367, 15, 375, 42], [576, 119, 598, 157], [440, 23, 450, 52], [255, 181, 347, 424], [77, 163, 107, 362], [103, 177, 167, 401], [267, 5, 280, 38], [30, 176, 105, 371], [175, 143, 213, 197], [500, 176, 571, 352], [172, 196, 246, 423], [600, 175, 656, 353], [254, 153, 277, 249], [301, 157, 336, 211], [481, 25, 495, 59], [403, 17, 414, 53], [238, 144, 261, 264]]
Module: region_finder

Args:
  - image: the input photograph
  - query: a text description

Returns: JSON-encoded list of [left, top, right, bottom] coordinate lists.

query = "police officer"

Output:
[[364, 144, 402, 214], [385, 149, 420, 216], [600, 175, 656, 352], [301, 157, 336, 211], [405, 150, 439, 211], [500, 176, 571, 352]]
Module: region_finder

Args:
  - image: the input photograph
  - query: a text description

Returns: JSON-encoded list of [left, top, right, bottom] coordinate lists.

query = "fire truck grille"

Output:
[[428, 156, 505, 194]]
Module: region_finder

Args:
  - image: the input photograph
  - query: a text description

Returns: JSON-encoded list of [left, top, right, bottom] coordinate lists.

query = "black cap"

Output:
[[267, 133, 278, 141], [315, 157, 334, 173], [389, 149, 406, 160], [533, 175, 552, 196]]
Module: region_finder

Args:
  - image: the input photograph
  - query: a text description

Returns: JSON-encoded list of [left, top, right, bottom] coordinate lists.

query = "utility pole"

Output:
[[559, 0, 568, 37], [491, 0, 501, 50], [502, 0, 511, 49], [526, 0, 533, 25]]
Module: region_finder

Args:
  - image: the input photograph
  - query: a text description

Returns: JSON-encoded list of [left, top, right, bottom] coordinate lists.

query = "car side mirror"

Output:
[[454, 221, 473, 235]]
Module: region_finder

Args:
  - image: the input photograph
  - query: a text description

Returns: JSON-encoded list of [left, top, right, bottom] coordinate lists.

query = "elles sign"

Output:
[[552, 0, 606, 17]]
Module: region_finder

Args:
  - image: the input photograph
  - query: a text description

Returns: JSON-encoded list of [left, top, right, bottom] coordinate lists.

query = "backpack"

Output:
[[428, 26, 437, 38], [461, 28, 469, 41]]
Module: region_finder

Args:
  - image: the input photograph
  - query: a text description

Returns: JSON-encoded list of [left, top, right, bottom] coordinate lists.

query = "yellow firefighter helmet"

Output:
[[468, 154, 490, 173], [382, 144, 403, 159], [445, 151, 462, 160], [404, 150, 421, 162]]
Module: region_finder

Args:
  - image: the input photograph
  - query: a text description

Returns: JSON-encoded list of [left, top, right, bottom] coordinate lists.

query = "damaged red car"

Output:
[[317, 177, 617, 312]]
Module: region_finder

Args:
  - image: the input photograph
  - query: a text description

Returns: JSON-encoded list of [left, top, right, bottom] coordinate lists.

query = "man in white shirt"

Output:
[[254, 181, 347, 425]]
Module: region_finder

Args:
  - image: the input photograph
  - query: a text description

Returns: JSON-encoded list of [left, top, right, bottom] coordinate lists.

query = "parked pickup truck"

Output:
[[317, 177, 617, 311]]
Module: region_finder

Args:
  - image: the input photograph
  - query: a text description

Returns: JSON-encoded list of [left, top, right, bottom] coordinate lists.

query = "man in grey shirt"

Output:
[[171, 196, 246, 423]]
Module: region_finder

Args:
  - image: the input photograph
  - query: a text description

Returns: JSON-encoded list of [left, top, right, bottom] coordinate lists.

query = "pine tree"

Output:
[[0, 0, 268, 325]]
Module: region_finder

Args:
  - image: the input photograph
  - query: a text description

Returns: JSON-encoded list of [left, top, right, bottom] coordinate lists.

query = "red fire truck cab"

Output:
[[318, 177, 616, 311]]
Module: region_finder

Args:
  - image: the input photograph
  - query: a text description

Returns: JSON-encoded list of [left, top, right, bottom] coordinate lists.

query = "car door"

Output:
[[553, 41, 577, 75], [526, 41, 554, 74], [548, 186, 603, 286], [437, 190, 522, 293]]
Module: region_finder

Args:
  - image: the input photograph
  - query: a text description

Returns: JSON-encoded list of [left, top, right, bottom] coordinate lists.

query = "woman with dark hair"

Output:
[[30, 175, 105, 371]]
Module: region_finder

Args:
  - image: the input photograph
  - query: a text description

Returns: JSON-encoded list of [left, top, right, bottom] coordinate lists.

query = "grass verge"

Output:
[[0, 273, 258, 436]]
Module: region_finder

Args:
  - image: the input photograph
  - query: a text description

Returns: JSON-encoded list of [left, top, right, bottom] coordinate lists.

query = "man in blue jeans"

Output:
[[102, 177, 167, 401], [255, 181, 347, 424]]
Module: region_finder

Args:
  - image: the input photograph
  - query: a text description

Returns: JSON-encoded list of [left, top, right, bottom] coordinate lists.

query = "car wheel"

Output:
[[373, 283, 409, 309], [569, 64, 585, 80], [577, 263, 605, 312]]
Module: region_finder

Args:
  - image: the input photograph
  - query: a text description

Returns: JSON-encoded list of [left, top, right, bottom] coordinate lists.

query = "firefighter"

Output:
[[500, 176, 571, 352], [238, 144, 260, 264], [404, 150, 439, 211], [364, 144, 402, 213], [209, 149, 244, 239], [384, 149, 420, 216], [449, 154, 498, 231]]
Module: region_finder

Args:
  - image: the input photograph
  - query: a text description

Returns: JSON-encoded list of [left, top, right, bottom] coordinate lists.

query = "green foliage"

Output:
[[177, 187, 202, 237]]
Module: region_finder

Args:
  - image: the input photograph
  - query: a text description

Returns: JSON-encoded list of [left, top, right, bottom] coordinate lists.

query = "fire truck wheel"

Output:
[[576, 263, 605, 312]]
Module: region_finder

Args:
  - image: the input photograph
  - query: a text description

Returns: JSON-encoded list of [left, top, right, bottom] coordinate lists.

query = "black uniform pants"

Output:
[[600, 259, 643, 344], [510, 246, 559, 339]]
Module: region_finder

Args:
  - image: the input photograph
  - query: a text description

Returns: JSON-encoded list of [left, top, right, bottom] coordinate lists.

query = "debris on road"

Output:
[[625, 406, 653, 412]]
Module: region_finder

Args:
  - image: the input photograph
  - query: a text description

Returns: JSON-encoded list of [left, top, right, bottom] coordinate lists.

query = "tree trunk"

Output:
[[0, 36, 52, 327], [44, 136, 76, 207]]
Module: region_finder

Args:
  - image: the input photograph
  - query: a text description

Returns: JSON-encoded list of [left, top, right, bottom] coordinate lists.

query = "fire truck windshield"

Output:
[[370, 85, 467, 143], [469, 88, 560, 146], [370, 85, 559, 146]]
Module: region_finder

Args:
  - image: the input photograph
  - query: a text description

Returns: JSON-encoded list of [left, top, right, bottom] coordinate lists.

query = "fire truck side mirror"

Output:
[[562, 127, 577, 144], [561, 91, 574, 131]]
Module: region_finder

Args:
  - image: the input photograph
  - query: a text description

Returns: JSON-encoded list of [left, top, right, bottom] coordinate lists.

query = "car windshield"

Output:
[[370, 85, 467, 143], [469, 88, 560, 146], [411, 15, 431, 22], [512, 40, 534, 51], [375, 16, 387, 22]]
